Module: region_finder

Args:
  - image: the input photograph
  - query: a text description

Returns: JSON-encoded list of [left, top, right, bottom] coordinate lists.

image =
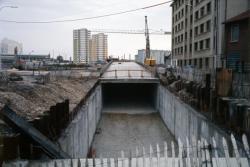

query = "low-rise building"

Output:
[[135, 49, 171, 65], [0, 54, 50, 69], [224, 10, 250, 71], [0, 38, 23, 55]]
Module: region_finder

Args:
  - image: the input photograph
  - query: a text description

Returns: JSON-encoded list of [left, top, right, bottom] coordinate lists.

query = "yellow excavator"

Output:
[[144, 16, 156, 66]]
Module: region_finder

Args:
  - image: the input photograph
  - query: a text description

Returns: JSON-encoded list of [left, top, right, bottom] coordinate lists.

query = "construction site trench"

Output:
[[58, 82, 177, 159], [91, 83, 176, 158]]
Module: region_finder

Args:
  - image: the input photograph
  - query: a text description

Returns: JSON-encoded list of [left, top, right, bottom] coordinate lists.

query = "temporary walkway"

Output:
[[100, 62, 159, 83]]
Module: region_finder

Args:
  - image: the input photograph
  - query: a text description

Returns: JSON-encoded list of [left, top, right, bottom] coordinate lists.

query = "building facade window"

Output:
[[194, 42, 198, 51], [195, 0, 199, 6], [205, 58, 209, 68], [205, 38, 210, 49], [206, 20, 211, 32], [195, 26, 199, 35], [195, 11, 199, 20], [201, 7, 205, 17], [200, 24, 204, 33], [231, 24, 239, 42], [207, 2, 211, 13], [199, 40, 204, 50], [199, 58, 203, 68], [190, 29, 193, 37]]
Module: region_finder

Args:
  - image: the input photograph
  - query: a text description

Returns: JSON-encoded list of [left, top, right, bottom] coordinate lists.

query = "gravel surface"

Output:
[[92, 113, 177, 158]]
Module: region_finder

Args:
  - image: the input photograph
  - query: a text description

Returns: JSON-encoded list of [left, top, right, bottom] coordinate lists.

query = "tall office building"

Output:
[[73, 28, 91, 64], [1, 38, 23, 54], [171, 0, 249, 69], [91, 33, 108, 63]]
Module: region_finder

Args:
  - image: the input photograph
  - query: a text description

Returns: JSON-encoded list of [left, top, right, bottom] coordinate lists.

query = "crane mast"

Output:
[[145, 16, 150, 59]]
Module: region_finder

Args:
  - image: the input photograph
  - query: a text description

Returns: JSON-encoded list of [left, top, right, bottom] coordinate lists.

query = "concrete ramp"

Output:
[[1, 106, 70, 159]]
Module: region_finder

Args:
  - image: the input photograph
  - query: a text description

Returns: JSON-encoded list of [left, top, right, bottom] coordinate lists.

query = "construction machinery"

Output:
[[144, 16, 156, 66]]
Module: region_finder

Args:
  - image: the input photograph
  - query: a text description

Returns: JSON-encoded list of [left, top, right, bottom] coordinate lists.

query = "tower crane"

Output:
[[90, 29, 171, 35], [144, 16, 156, 66], [145, 16, 150, 60]]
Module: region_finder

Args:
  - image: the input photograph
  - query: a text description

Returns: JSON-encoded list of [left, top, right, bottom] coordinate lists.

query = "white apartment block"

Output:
[[91, 33, 108, 63], [73, 28, 91, 64], [1, 38, 23, 55], [171, 0, 249, 69]]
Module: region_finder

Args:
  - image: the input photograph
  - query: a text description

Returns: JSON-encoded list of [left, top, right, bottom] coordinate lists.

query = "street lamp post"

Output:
[[0, 5, 18, 70]]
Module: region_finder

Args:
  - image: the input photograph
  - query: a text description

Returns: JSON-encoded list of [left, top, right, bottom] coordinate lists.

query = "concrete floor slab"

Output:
[[101, 62, 156, 80], [92, 113, 177, 158]]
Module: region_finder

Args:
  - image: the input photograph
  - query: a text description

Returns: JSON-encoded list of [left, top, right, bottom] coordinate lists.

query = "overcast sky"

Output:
[[0, 0, 172, 60]]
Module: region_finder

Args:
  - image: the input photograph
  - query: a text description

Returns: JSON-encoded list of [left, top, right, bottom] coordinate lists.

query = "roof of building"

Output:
[[224, 10, 250, 24]]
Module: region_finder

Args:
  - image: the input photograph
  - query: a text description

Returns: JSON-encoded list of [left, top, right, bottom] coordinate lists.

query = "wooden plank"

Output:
[[204, 139, 212, 167], [103, 159, 108, 167], [118, 158, 124, 167], [186, 138, 191, 167], [100, 156, 103, 167], [95, 159, 101, 167], [197, 140, 201, 167], [158, 158, 165, 167], [239, 158, 250, 167], [242, 134, 250, 158], [150, 145, 153, 158], [144, 158, 150, 167], [151, 158, 157, 167], [164, 142, 168, 166], [178, 138, 183, 167], [131, 158, 136, 167], [222, 137, 231, 167], [191, 136, 198, 167], [212, 137, 219, 167], [156, 144, 160, 167], [121, 151, 125, 167], [110, 158, 115, 167], [171, 142, 175, 167], [231, 134, 241, 167], [137, 158, 143, 167], [164, 142, 168, 158]]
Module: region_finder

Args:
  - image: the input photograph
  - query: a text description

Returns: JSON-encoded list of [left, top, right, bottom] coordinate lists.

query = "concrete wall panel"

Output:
[[58, 85, 102, 158], [157, 85, 245, 155]]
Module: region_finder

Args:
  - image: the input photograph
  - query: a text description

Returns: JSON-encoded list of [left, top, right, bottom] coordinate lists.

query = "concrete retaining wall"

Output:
[[156, 85, 245, 155], [58, 85, 102, 158]]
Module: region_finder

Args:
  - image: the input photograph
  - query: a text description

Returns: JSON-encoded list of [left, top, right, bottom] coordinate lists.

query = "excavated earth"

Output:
[[0, 75, 98, 121]]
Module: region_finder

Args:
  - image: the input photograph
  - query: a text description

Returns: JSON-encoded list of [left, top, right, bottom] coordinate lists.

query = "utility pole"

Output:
[[145, 16, 150, 59]]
